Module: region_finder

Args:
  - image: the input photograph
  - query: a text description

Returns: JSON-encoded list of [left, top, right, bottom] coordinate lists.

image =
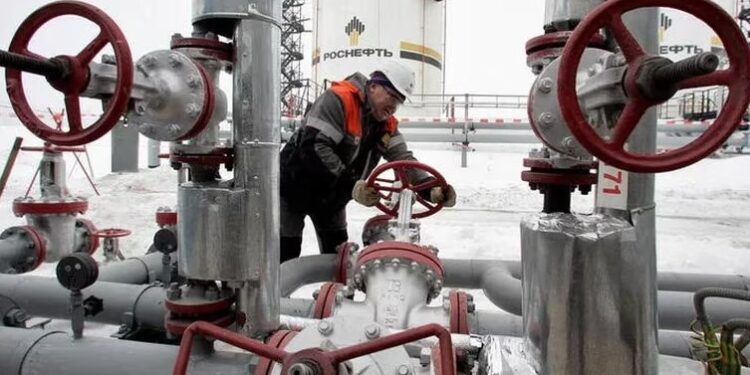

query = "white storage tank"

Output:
[[312, 0, 446, 116], [658, 0, 738, 64]]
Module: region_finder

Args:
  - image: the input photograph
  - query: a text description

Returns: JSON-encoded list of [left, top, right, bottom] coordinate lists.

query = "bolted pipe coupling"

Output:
[[353, 241, 445, 302]]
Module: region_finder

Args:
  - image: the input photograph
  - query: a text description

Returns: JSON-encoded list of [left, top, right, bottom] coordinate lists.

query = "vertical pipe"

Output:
[[462, 93, 469, 168], [544, 0, 606, 31], [622, 9, 660, 375], [147, 139, 161, 168], [39, 151, 67, 197], [233, 0, 281, 337]]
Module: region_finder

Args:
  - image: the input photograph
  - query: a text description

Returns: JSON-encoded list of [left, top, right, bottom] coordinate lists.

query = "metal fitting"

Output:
[[364, 324, 381, 339], [287, 363, 315, 375], [166, 282, 182, 300], [419, 348, 431, 367], [168, 53, 182, 68], [317, 320, 333, 336], [187, 75, 201, 88], [396, 364, 411, 375], [185, 104, 200, 118], [142, 55, 157, 67], [538, 112, 555, 129], [538, 77, 553, 93]]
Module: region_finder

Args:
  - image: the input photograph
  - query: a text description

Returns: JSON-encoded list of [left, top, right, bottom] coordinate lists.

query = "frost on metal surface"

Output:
[[521, 212, 634, 242]]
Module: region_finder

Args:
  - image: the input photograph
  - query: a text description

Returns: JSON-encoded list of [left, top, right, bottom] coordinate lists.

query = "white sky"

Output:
[[0, 0, 546, 114]]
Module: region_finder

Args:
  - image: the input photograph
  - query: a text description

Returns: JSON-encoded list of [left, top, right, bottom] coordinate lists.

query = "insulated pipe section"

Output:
[[231, 0, 282, 337], [0, 274, 166, 330], [0, 327, 252, 375]]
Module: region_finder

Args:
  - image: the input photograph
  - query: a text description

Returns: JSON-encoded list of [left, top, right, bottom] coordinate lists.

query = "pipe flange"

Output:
[[525, 31, 608, 71], [75, 218, 100, 255], [129, 50, 216, 141], [335, 242, 358, 284], [170, 36, 234, 62], [0, 226, 46, 273], [169, 147, 234, 170], [155, 207, 178, 227], [255, 330, 299, 375], [12, 196, 88, 216], [448, 291, 470, 334], [165, 282, 235, 315], [312, 282, 343, 319], [353, 241, 444, 301]]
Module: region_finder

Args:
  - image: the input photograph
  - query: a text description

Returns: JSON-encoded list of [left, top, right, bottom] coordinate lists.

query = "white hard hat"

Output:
[[372, 60, 416, 99]]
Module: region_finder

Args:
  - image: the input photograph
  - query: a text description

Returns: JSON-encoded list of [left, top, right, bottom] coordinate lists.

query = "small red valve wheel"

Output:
[[558, 0, 750, 172], [366, 160, 448, 219], [5, 1, 134, 146], [93, 228, 131, 239]]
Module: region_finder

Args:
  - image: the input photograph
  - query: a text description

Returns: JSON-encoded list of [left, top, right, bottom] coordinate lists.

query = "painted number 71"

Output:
[[602, 171, 622, 195]]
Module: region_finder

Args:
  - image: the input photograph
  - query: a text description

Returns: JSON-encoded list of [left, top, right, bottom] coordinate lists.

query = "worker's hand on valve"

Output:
[[429, 184, 457, 207], [352, 180, 380, 207]]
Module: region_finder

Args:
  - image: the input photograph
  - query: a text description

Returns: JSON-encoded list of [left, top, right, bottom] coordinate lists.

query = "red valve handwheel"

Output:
[[93, 228, 131, 239], [5, 1, 134, 146], [366, 160, 448, 219], [557, 0, 750, 173]]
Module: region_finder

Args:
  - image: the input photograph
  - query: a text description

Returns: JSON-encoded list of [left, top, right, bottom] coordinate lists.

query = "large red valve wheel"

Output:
[[6, 1, 134, 146], [558, 0, 750, 173], [366, 160, 448, 219]]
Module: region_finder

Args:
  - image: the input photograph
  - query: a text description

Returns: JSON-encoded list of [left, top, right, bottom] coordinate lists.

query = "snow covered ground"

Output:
[[1, 120, 750, 291]]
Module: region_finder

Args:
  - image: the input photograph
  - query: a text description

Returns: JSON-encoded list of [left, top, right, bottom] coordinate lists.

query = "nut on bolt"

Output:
[[317, 320, 333, 336], [166, 282, 182, 300], [364, 324, 380, 339], [538, 77, 553, 93], [396, 364, 411, 375]]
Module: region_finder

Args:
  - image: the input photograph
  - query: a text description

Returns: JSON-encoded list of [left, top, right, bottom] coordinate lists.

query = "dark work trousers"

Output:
[[280, 196, 349, 263]]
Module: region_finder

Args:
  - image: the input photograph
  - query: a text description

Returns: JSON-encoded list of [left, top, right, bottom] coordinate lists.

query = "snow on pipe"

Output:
[[0, 327, 252, 375]]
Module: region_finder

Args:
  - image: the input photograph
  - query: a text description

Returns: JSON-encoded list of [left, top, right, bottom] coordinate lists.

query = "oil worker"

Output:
[[279, 60, 456, 262]]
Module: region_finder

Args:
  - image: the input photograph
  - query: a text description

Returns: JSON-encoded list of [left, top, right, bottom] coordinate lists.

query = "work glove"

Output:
[[352, 180, 380, 207], [430, 184, 457, 207]]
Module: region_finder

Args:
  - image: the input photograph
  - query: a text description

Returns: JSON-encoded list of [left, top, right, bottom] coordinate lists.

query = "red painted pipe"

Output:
[[173, 321, 288, 375], [174, 322, 456, 375]]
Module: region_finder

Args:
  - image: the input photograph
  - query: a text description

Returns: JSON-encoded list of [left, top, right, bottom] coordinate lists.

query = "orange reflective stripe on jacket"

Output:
[[330, 80, 398, 138]]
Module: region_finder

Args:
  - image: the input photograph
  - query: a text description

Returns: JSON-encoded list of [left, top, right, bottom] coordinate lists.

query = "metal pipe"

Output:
[[544, 0, 605, 31], [0, 235, 35, 273], [0, 274, 166, 329], [278, 255, 750, 307], [231, 0, 282, 338], [280, 254, 336, 297], [97, 252, 165, 284], [147, 139, 161, 168], [0, 327, 252, 375]]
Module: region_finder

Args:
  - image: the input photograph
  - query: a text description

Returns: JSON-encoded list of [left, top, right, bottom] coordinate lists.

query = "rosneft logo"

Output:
[[345, 17, 365, 46], [659, 13, 672, 43]]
